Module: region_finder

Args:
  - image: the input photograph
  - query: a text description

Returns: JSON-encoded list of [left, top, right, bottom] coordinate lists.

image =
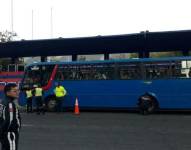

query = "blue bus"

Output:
[[19, 56, 191, 112]]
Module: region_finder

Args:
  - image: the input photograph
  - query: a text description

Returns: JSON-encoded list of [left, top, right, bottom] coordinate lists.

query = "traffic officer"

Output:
[[33, 84, 45, 115], [0, 83, 21, 150], [54, 82, 67, 112], [25, 88, 33, 113]]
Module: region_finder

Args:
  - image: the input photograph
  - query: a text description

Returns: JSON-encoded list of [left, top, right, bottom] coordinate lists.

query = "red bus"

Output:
[[0, 64, 24, 98]]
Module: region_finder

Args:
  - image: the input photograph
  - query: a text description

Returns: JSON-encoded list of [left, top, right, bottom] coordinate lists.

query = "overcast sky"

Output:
[[0, 0, 191, 40]]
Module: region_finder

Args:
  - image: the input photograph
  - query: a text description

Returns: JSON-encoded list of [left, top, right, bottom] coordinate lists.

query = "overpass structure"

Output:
[[0, 30, 191, 61]]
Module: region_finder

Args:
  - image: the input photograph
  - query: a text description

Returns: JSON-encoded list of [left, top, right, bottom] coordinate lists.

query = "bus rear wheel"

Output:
[[138, 94, 158, 114], [147, 100, 156, 113], [46, 97, 56, 112]]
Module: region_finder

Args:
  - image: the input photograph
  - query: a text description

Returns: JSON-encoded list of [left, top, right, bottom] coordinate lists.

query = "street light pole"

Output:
[[11, 0, 14, 32], [50, 7, 53, 38], [32, 9, 34, 39]]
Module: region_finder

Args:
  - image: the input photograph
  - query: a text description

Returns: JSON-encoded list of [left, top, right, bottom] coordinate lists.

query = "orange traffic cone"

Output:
[[74, 97, 80, 115]]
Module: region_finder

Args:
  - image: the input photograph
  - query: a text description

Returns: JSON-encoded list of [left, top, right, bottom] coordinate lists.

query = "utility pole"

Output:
[[50, 7, 53, 38], [32, 9, 34, 39], [11, 0, 14, 32]]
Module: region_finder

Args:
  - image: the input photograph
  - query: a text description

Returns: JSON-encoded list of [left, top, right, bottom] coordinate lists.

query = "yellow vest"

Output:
[[54, 86, 66, 98], [26, 90, 33, 98], [35, 87, 43, 96]]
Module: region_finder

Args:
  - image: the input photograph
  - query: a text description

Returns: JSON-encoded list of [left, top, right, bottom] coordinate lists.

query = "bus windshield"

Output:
[[21, 64, 55, 89]]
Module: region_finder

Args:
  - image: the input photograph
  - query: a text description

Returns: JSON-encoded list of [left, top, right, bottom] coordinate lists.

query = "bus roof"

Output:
[[26, 56, 191, 67]]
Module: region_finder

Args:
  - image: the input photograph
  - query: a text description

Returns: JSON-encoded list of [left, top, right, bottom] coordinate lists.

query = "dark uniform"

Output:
[[0, 96, 21, 150], [26, 89, 33, 113], [33, 86, 45, 115]]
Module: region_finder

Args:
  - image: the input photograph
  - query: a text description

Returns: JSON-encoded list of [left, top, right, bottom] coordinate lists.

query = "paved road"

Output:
[[18, 112, 191, 150]]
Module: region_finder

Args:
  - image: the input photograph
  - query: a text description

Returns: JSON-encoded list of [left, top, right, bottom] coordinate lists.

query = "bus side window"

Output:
[[8, 64, 16, 72], [177, 60, 191, 78], [17, 64, 25, 71], [188, 68, 191, 77], [146, 69, 152, 79], [119, 70, 130, 79], [62, 70, 71, 80], [55, 71, 64, 81], [147, 69, 158, 79]]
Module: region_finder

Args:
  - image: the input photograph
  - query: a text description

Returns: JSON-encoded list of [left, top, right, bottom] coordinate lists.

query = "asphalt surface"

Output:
[[17, 111, 191, 150]]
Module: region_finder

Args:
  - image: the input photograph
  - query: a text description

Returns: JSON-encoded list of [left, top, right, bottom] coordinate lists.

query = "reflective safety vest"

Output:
[[35, 87, 43, 97], [54, 86, 67, 98], [26, 90, 33, 98]]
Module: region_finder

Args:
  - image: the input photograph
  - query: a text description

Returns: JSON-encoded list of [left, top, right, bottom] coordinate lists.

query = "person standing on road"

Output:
[[25, 88, 33, 113], [54, 82, 67, 112], [0, 83, 21, 150], [33, 84, 45, 115]]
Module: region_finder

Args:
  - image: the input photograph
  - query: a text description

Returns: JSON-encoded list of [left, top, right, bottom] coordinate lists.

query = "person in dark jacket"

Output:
[[0, 83, 21, 150]]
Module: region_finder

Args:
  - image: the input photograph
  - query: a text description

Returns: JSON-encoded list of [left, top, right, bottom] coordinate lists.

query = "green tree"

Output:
[[0, 30, 17, 43], [0, 30, 21, 67]]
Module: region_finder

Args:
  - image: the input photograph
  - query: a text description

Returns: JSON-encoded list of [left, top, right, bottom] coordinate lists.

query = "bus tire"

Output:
[[147, 97, 158, 113], [46, 97, 56, 112], [138, 94, 159, 114]]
